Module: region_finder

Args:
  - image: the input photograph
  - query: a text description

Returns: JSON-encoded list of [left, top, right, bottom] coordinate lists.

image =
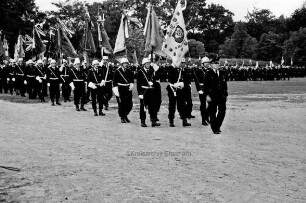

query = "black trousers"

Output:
[[91, 87, 104, 112], [74, 82, 86, 107], [199, 94, 208, 122], [36, 80, 44, 101], [209, 95, 227, 131], [183, 84, 193, 116], [7, 77, 14, 94], [49, 80, 60, 103], [152, 82, 162, 119], [117, 87, 133, 119], [139, 89, 158, 121], [42, 80, 48, 96], [27, 78, 37, 99], [16, 76, 26, 96], [167, 85, 187, 120], [62, 82, 71, 100], [103, 82, 113, 108]]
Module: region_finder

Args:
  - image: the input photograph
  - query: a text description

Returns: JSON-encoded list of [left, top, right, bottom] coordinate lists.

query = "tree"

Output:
[[283, 28, 306, 65], [0, 0, 45, 56], [287, 5, 306, 32], [256, 31, 283, 62], [188, 39, 205, 58], [219, 22, 257, 59]]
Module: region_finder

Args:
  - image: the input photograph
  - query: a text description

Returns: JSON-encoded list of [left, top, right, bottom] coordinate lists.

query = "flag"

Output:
[[97, 9, 113, 55], [290, 57, 293, 66], [81, 7, 96, 53], [255, 61, 259, 68], [132, 49, 138, 65], [144, 4, 165, 57], [3, 36, 9, 57], [14, 35, 25, 61], [114, 14, 129, 54], [269, 60, 274, 68], [281, 56, 284, 66], [32, 27, 46, 56], [0, 32, 4, 57], [55, 23, 78, 58], [162, 0, 189, 67]]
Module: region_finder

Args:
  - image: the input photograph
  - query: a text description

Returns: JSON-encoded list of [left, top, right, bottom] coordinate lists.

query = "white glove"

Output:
[[47, 83, 50, 87], [129, 83, 134, 91], [100, 80, 106, 86], [35, 76, 40, 81], [12, 78, 15, 82], [7, 78, 9, 82], [69, 82, 75, 90], [148, 81, 153, 86], [112, 86, 119, 97], [88, 82, 97, 89], [199, 90, 204, 95], [173, 83, 179, 88], [59, 83, 62, 88], [206, 95, 212, 103], [59, 65, 64, 72], [139, 95, 144, 99], [24, 80, 27, 85], [177, 82, 184, 89], [38, 79, 42, 83], [151, 63, 159, 71]]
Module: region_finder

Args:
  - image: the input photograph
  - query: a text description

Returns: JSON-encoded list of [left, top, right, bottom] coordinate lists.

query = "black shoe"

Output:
[[213, 130, 220, 134], [125, 117, 130, 123], [202, 120, 209, 126], [183, 119, 191, 127], [170, 123, 175, 127], [64, 100, 67, 102], [155, 117, 160, 122], [152, 121, 161, 127], [80, 107, 87, 111], [99, 111, 105, 116], [56, 102, 61, 105], [51, 103, 55, 106], [187, 115, 195, 119], [141, 121, 147, 127], [67, 99, 71, 102], [121, 118, 126, 123], [94, 112, 98, 116], [76, 106, 80, 111]]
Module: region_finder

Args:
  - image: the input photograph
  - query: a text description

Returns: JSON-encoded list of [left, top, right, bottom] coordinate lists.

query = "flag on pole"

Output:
[[14, 35, 25, 61], [81, 7, 96, 53], [114, 14, 129, 55], [162, 0, 189, 67], [3, 36, 9, 57], [0, 31, 5, 57], [269, 60, 274, 68], [55, 23, 78, 58], [97, 8, 113, 55], [32, 27, 46, 56], [144, 4, 165, 57], [290, 57, 293, 66], [132, 49, 138, 65], [281, 56, 284, 66], [255, 61, 259, 68]]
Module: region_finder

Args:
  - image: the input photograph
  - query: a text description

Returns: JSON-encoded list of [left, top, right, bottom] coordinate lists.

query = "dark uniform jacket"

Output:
[[46, 66, 61, 83], [137, 66, 155, 96], [87, 66, 105, 85], [204, 68, 228, 98], [113, 66, 134, 87], [193, 66, 206, 92]]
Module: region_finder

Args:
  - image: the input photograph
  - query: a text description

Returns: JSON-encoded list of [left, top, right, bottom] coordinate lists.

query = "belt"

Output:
[[27, 75, 35, 78], [118, 83, 129, 87], [199, 83, 204, 86], [141, 86, 153, 89], [105, 80, 112, 83], [49, 77, 59, 80], [73, 79, 84, 82], [60, 75, 69, 77], [17, 74, 24, 76], [9, 73, 14, 75]]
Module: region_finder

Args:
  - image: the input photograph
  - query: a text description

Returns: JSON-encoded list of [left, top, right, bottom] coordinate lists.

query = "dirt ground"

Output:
[[0, 78, 306, 203]]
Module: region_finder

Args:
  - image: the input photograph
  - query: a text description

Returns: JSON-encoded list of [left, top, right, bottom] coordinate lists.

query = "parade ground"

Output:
[[0, 78, 306, 202]]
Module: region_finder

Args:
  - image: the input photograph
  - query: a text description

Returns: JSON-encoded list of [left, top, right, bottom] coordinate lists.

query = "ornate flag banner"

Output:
[[162, 1, 189, 67]]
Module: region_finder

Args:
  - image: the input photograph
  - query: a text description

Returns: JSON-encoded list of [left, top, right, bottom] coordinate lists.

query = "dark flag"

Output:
[[81, 7, 96, 53], [97, 8, 113, 55], [55, 23, 78, 58], [32, 27, 46, 56]]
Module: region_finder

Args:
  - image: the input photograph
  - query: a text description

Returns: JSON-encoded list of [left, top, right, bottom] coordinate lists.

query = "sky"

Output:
[[36, 0, 305, 22]]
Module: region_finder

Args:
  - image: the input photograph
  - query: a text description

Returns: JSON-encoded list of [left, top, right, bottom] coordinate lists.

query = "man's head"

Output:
[[50, 59, 57, 67], [142, 58, 151, 68], [121, 58, 129, 68], [74, 58, 81, 68], [92, 60, 99, 68]]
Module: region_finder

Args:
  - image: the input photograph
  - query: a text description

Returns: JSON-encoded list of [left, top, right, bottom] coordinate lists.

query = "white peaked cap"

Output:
[[201, 56, 210, 63], [142, 58, 151, 65], [74, 58, 81, 65], [50, 59, 57, 64], [36, 59, 43, 64], [121, 58, 129, 64], [92, 60, 99, 65]]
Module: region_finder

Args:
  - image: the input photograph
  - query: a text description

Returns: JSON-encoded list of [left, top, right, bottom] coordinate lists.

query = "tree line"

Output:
[[0, 0, 305, 65]]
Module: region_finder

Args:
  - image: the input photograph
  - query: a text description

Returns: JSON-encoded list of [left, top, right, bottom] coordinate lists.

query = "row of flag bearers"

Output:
[[0, 55, 228, 134]]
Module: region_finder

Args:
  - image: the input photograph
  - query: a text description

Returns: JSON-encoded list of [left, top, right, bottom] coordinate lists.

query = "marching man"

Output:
[[137, 58, 161, 127], [69, 58, 87, 111], [112, 58, 134, 123], [46, 59, 61, 106], [87, 60, 106, 116]]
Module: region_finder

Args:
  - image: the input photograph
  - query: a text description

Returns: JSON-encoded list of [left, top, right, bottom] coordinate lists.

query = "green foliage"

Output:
[[283, 28, 306, 65], [188, 39, 205, 58], [256, 31, 283, 62]]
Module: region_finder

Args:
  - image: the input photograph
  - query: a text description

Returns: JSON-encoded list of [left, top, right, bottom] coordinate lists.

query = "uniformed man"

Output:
[[42, 57, 49, 97], [112, 58, 134, 123], [100, 56, 113, 110], [137, 58, 161, 127], [15, 58, 26, 97], [7, 59, 16, 95], [166, 60, 191, 127], [204, 56, 228, 134], [69, 58, 87, 111], [59, 59, 71, 102], [46, 59, 61, 106], [194, 57, 210, 125], [181, 58, 195, 119], [25, 60, 38, 99], [35, 59, 46, 102], [87, 59, 105, 116]]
